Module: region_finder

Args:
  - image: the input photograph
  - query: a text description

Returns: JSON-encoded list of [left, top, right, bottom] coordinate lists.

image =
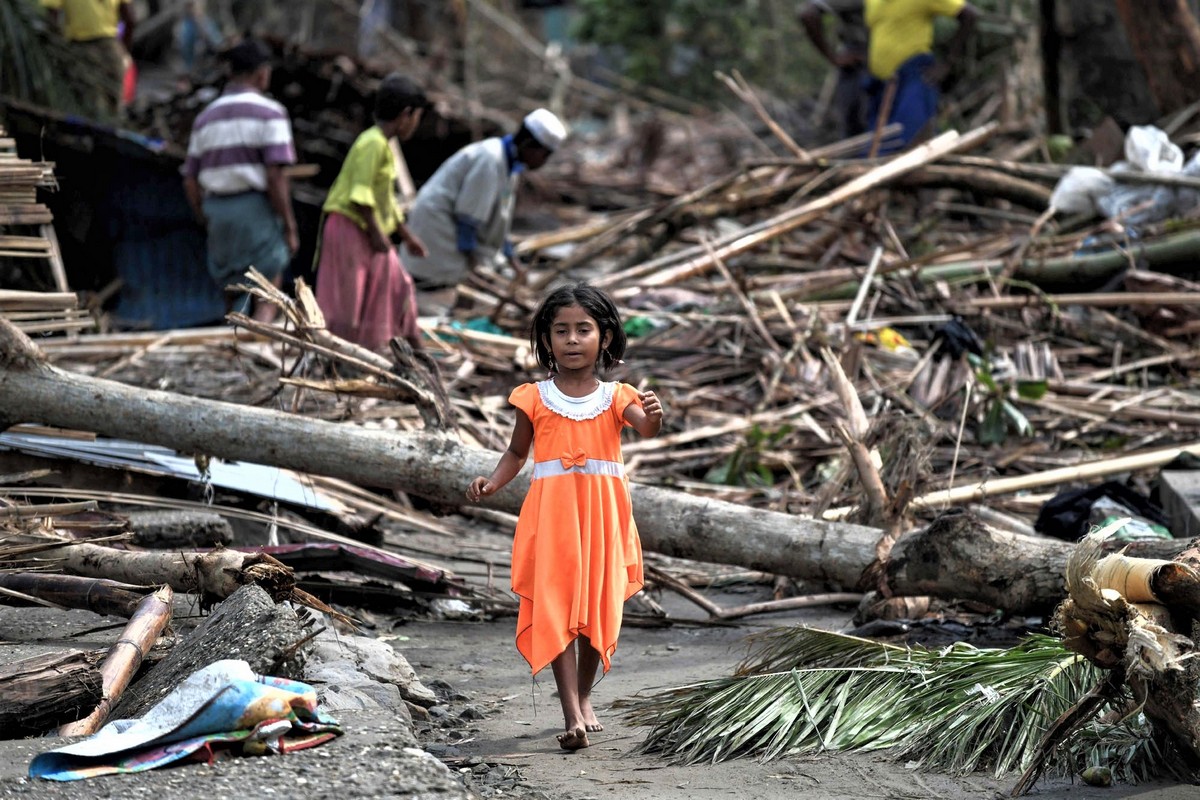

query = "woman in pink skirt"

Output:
[[315, 74, 428, 351]]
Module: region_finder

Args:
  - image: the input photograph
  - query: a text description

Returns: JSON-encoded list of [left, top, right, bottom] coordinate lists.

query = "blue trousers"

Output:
[[864, 53, 939, 155]]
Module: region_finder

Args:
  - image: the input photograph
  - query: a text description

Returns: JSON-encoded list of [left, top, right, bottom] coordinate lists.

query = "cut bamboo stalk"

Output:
[[40, 224, 70, 293], [716, 70, 811, 162], [703, 235, 784, 357], [1038, 395, 1200, 426], [1092, 552, 1172, 603], [1082, 349, 1200, 382], [0, 573, 151, 618], [58, 585, 173, 737], [0, 500, 98, 518], [845, 246, 884, 326]]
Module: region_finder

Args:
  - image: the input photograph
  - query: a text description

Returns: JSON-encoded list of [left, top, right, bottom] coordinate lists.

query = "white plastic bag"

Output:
[[1048, 167, 1115, 216], [1124, 125, 1183, 173]]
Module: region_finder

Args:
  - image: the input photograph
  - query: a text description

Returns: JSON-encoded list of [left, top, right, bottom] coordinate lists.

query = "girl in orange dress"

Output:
[[466, 283, 663, 751]]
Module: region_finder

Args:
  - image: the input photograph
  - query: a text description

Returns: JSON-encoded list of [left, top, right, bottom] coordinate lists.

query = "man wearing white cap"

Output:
[[401, 108, 567, 302]]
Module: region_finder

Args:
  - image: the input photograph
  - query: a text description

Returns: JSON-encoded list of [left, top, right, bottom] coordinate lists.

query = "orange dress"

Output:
[[509, 379, 645, 675]]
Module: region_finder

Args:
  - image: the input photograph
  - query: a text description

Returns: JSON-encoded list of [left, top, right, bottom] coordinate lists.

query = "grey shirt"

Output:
[[400, 136, 517, 289]]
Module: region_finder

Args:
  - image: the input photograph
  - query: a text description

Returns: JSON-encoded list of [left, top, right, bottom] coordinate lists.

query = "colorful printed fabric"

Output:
[[29, 660, 341, 782]]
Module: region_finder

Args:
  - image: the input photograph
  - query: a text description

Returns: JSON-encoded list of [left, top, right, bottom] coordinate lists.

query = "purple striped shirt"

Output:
[[184, 88, 296, 196]]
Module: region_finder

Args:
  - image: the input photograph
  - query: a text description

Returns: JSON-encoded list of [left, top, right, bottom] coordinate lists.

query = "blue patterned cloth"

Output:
[[30, 660, 341, 781]]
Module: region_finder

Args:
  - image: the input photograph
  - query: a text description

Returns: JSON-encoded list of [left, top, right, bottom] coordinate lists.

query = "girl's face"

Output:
[[544, 303, 611, 374]]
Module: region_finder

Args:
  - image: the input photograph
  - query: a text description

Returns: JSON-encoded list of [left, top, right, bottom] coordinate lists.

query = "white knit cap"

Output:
[[523, 108, 567, 151]]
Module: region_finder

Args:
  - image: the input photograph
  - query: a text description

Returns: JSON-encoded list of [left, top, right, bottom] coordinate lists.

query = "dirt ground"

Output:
[[406, 594, 1194, 800], [2, 524, 1199, 799]]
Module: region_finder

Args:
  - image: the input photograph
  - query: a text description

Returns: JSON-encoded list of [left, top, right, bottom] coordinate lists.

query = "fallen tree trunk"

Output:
[[0, 317, 1169, 613], [0, 316, 883, 586]]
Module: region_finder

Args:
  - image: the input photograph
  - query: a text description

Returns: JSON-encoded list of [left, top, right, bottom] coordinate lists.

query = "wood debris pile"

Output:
[[5, 0, 1200, 754], [421, 120, 1200, 537]]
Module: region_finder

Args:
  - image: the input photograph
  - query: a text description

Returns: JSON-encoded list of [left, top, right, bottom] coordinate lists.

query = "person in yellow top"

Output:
[[862, 0, 977, 153], [314, 73, 429, 352], [42, 0, 135, 120]]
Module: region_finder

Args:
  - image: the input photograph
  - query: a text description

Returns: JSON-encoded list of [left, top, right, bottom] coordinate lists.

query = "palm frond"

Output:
[[0, 0, 97, 114], [623, 626, 1164, 783]]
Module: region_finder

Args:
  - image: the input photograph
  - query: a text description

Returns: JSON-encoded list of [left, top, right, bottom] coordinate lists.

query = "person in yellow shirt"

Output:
[[42, 0, 135, 120], [314, 74, 429, 352], [862, 0, 977, 153]]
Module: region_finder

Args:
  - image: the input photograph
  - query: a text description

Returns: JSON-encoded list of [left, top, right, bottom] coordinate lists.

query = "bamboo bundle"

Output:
[[0, 125, 71, 297]]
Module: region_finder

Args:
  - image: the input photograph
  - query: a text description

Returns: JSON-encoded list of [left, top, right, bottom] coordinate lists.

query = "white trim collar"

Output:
[[537, 379, 615, 421]]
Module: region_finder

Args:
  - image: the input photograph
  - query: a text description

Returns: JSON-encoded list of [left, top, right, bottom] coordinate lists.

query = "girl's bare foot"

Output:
[[556, 726, 590, 751], [580, 698, 603, 732]]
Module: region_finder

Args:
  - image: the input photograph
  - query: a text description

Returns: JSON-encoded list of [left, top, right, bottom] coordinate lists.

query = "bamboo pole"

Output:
[[597, 124, 998, 292], [0, 573, 151, 618], [716, 70, 811, 162], [806, 228, 1200, 300], [825, 440, 1200, 518], [0, 500, 98, 518], [58, 585, 173, 737], [965, 292, 1200, 310]]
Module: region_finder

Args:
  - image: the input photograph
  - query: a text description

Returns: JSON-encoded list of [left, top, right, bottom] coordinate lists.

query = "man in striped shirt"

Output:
[[183, 38, 298, 323]]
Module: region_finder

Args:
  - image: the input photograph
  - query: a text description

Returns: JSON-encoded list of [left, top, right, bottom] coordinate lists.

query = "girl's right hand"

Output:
[[466, 477, 494, 502]]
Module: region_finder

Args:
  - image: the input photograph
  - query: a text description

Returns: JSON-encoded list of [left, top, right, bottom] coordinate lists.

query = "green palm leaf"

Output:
[[622, 626, 1166, 783]]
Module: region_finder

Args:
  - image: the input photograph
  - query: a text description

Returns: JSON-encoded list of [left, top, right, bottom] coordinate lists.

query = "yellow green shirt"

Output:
[[865, 0, 965, 79], [322, 125, 402, 236], [41, 0, 124, 41]]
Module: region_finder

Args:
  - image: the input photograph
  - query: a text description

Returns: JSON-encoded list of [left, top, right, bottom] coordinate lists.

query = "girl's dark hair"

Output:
[[375, 73, 428, 122], [531, 283, 627, 373]]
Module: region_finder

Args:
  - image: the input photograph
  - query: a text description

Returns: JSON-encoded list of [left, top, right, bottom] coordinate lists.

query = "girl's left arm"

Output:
[[624, 389, 663, 438]]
